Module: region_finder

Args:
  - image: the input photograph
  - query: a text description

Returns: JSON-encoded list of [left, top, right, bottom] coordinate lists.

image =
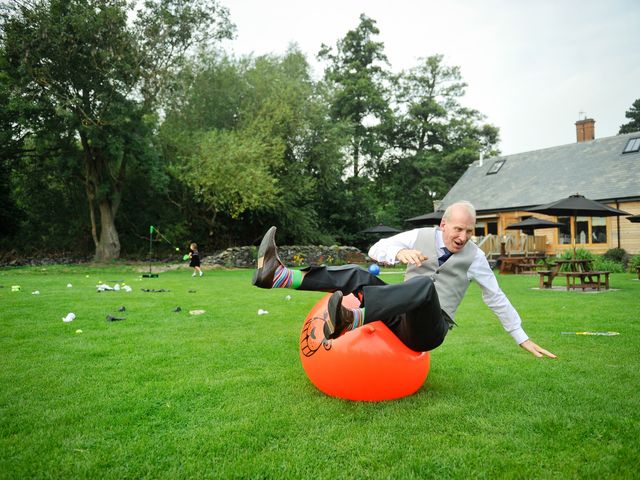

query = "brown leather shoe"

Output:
[[252, 226, 284, 288], [324, 291, 354, 339]]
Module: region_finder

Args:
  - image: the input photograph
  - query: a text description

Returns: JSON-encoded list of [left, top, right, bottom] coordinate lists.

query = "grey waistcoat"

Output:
[[404, 227, 477, 320]]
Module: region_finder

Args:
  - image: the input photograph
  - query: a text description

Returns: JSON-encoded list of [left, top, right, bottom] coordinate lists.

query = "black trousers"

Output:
[[299, 265, 449, 352]]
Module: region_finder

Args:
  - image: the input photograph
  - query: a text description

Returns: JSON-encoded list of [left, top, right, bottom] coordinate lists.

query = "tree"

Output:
[[377, 55, 500, 219], [1, 0, 233, 260], [160, 48, 351, 246], [393, 55, 499, 157], [174, 127, 284, 228], [7, 140, 90, 253], [0, 55, 22, 242], [619, 98, 640, 134], [241, 48, 351, 244], [318, 14, 391, 178]]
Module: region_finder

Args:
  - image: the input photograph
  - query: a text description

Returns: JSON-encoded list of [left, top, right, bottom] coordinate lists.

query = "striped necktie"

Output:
[[438, 247, 453, 266]]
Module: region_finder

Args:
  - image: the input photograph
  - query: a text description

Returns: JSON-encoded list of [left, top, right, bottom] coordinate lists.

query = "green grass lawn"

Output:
[[1, 264, 639, 479]]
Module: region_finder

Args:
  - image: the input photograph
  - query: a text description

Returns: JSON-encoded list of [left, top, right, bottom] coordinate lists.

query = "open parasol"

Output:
[[505, 217, 564, 235], [526, 193, 629, 255], [359, 223, 402, 234], [405, 210, 444, 226]]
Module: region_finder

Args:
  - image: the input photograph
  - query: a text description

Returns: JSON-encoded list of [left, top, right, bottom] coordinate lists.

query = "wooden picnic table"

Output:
[[514, 261, 541, 274], [563, 271, 610, 291], [499, 254, 546, 274], [538, 259, 609, 290]]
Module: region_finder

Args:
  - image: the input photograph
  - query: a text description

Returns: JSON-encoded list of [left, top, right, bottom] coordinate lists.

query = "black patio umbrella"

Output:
[[405, 210, 444, 226], [527, 193, 629, 217], [359, 223, 402, 234], [505, 217, 564, 235], [627, 214, 640, 223], [526, 193, 630, 254]]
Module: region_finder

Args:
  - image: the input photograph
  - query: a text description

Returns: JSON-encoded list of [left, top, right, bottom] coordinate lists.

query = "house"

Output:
[[436, 119, 640, 256]]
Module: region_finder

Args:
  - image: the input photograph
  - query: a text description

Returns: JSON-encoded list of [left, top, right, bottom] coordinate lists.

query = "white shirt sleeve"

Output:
[[368, 229, 420, 265], [468, 249, 529, 345], [369, 230, 529, 345]]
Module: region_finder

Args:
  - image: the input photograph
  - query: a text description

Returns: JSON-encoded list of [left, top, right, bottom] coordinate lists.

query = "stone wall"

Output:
[[0, 251, 91, 267], [202, 245, 368, 268], [0, 245, 368, 268]]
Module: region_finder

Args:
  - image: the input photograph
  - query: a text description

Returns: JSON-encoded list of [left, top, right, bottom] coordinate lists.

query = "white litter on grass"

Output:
[[75, 329, 83, 334], [62, 313, 76, 323], [258, 309, 269, 315], [67, 283, 73, 288], [11, 285, 21, 292], [32, 290, 40, 295], [285, 295, 292, 301], [96, 283, 132, 292], [189, 309, 206, 315]]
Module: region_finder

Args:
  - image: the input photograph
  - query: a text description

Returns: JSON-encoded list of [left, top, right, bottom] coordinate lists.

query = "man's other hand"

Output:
[[396, 249, 428, 265], [519, 339, 556, 358]]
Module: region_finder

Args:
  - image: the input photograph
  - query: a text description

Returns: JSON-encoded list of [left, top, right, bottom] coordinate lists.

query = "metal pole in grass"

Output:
[[143, 225, 159, 278], [561, 331, 619, 336]]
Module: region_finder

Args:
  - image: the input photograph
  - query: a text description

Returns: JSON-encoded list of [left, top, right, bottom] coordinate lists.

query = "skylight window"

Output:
[[486, 159, 506, 175], [623, 137, 640, 154]]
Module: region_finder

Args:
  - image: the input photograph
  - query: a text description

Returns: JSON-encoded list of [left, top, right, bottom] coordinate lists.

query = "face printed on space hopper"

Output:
[[300, 312, 332, 357]]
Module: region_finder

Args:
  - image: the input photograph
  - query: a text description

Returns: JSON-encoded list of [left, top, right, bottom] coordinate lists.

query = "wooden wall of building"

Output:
[[492, 200, 640, 255], [613, 200, 640, 254]]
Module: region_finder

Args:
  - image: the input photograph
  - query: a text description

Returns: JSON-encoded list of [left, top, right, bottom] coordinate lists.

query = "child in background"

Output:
[[189, 243, 203, 277]]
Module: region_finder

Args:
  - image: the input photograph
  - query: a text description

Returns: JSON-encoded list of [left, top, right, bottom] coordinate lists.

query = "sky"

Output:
[[219, 0, 640, 156]]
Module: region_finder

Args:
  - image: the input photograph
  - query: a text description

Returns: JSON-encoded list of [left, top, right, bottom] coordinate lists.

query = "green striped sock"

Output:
[[349, 308, 365, 330], [291, 270, 302, 289], [272, 266, 303, 289]]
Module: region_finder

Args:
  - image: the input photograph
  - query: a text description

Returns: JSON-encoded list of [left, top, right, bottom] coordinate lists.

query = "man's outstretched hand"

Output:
[[519, 339, 556, 358], [396, 249, 428, 265]]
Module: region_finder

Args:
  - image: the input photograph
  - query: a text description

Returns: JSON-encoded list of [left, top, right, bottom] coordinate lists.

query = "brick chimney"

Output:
[[575, 118, 595, 142]]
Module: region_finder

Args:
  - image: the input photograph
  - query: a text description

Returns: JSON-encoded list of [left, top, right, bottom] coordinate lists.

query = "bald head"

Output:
[[440, 201, 476, 253], [442, 201, 476, 223]]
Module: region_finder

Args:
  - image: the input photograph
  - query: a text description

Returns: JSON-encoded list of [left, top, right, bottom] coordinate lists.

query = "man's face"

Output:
[[440, 207, 475, 253]]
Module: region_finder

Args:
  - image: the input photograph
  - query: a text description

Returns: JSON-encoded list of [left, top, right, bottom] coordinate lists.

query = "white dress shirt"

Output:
[[368, 228, 529, 345]]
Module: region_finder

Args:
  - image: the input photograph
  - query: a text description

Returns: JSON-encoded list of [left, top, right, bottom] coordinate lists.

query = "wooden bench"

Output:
[[515, 262, 539, 274], [538, 270, 558, 288], [563, 271, 610, 291], [499, 257, 521, 274], [500, 255, 546, 274]]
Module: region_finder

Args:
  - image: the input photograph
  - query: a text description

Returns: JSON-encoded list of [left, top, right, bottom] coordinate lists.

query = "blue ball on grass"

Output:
[[368, 264, 381, 275]]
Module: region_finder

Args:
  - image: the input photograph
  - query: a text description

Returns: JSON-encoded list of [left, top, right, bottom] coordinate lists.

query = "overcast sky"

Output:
[[219, 0, 639, 156]]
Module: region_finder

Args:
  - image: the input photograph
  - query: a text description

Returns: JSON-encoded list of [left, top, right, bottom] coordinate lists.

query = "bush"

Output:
[[559, 248, 594, 261], [629, 255, 640, 272], [591, 257, 625, 273], [603, 248, 629, 267], [557, 249, 594, 271]]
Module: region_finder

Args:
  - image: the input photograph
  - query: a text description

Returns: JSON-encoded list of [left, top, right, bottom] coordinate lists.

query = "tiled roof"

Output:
[[440, 131, 640, 213]]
